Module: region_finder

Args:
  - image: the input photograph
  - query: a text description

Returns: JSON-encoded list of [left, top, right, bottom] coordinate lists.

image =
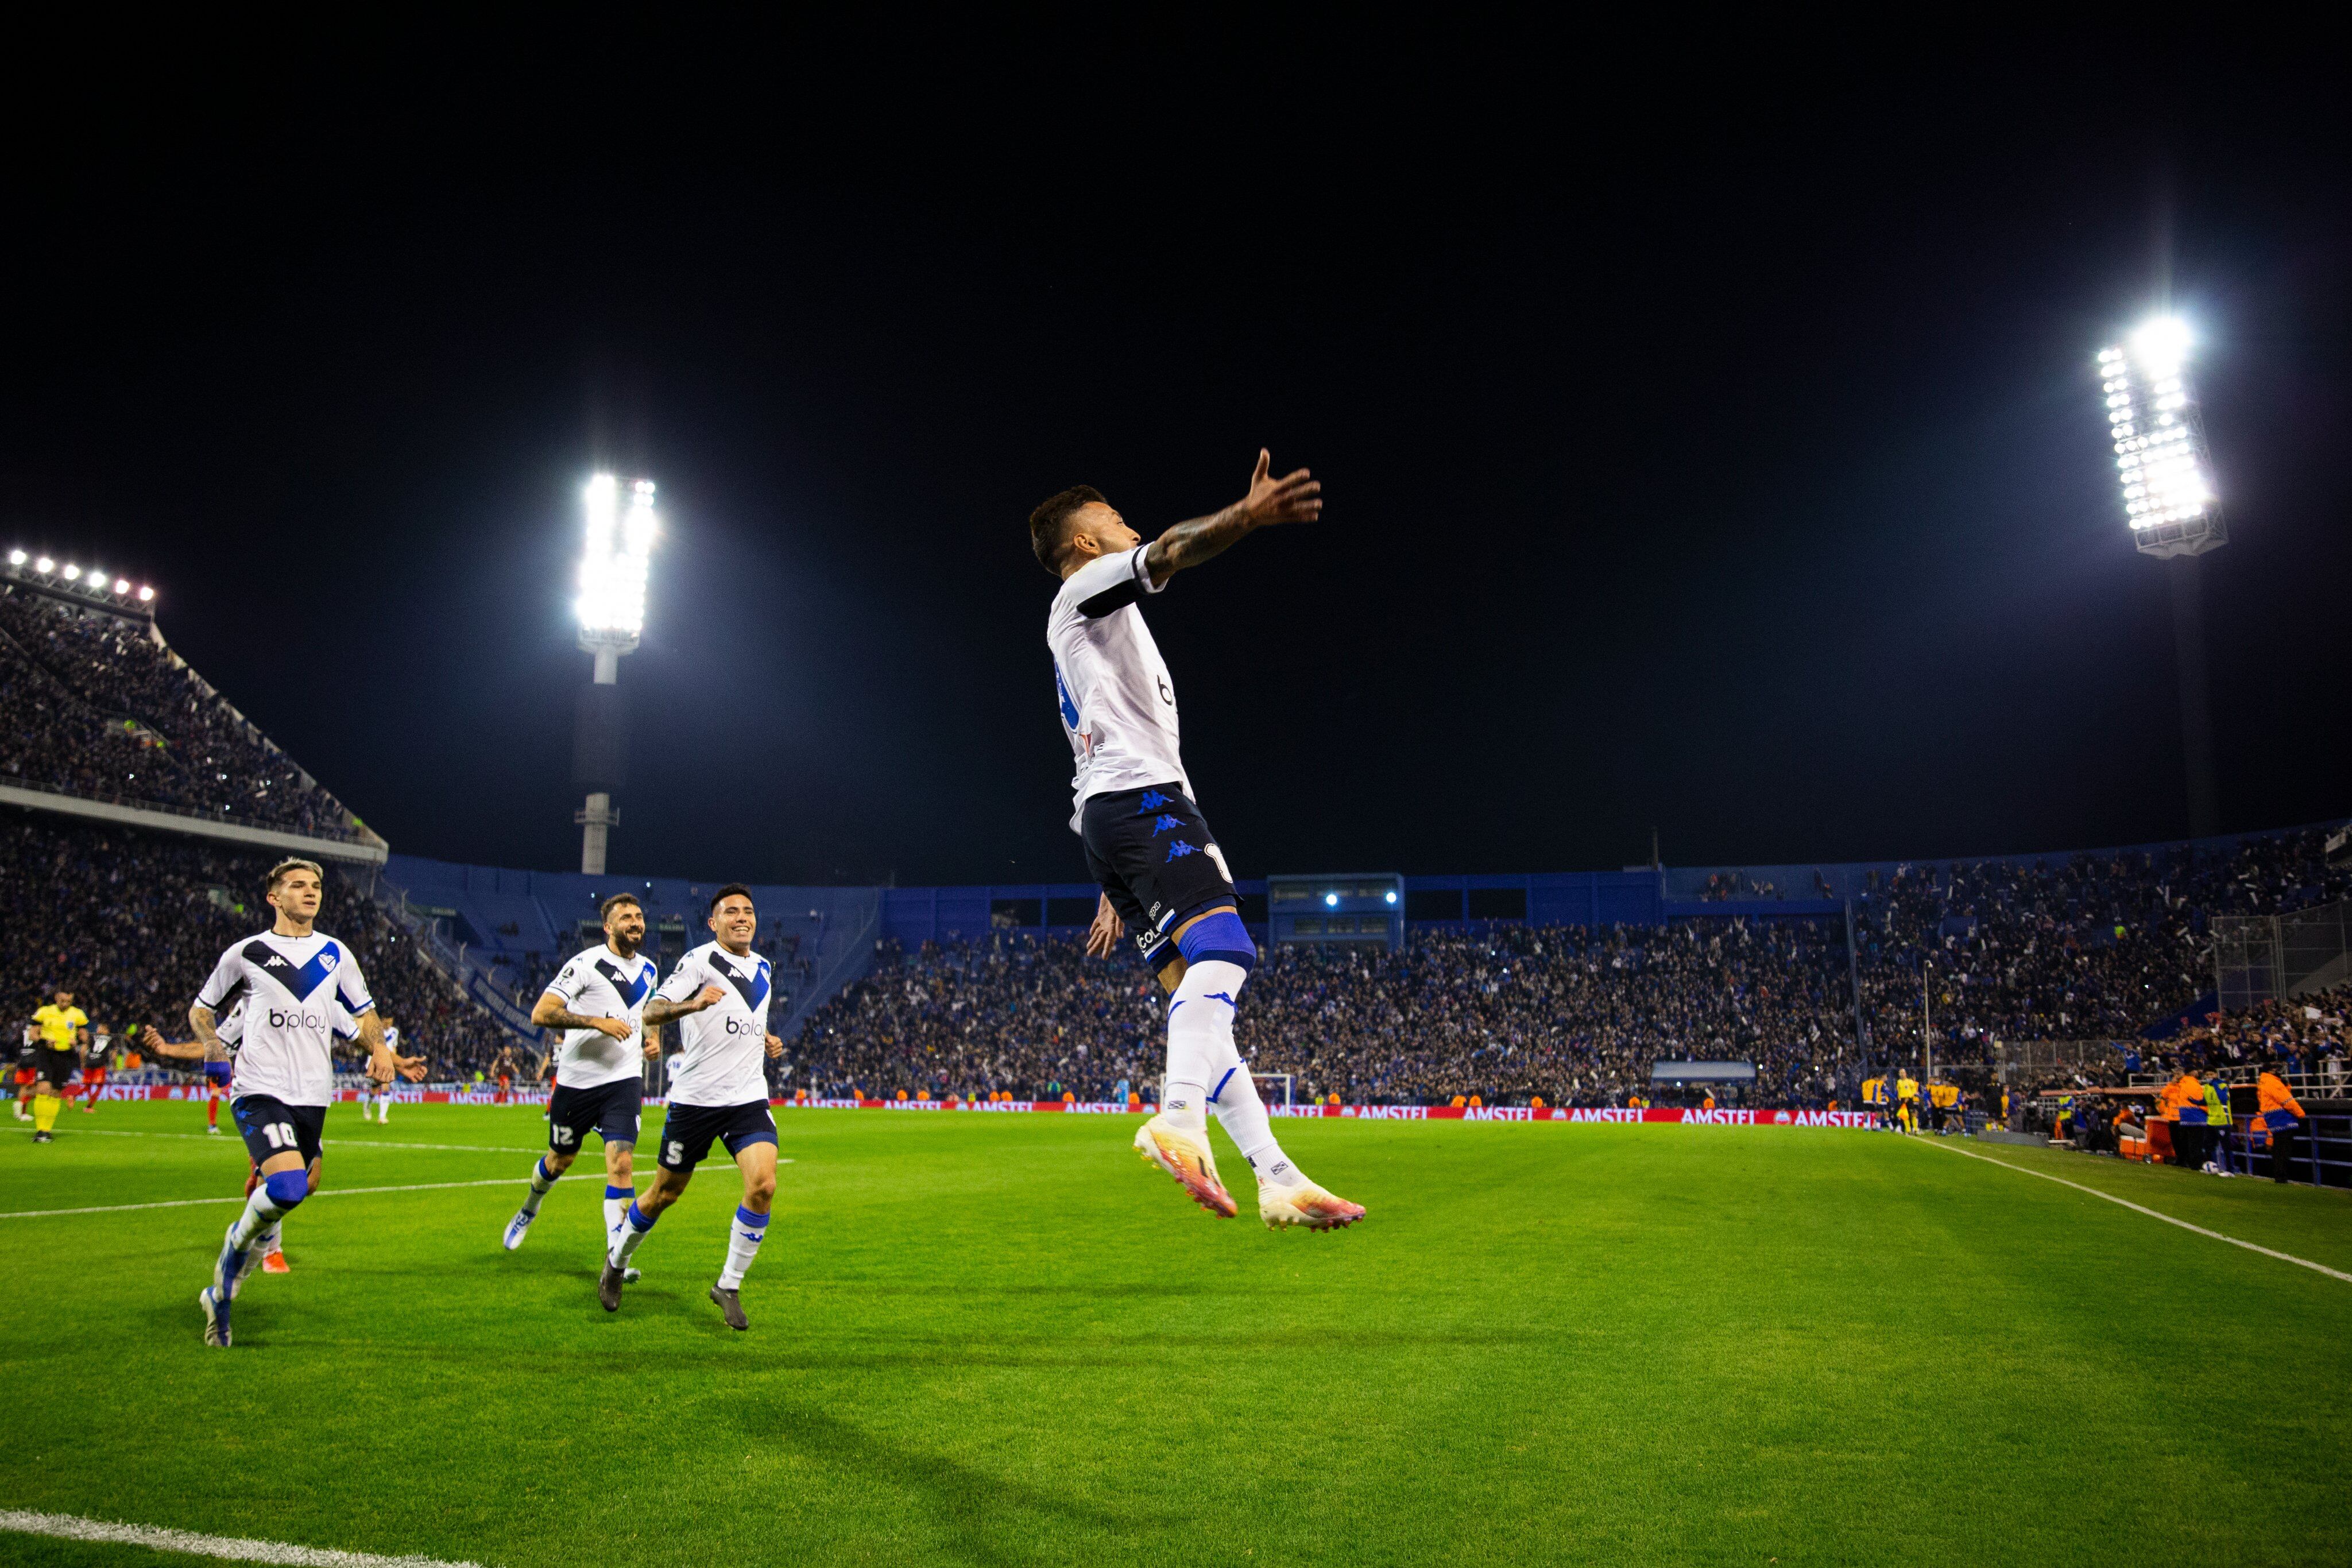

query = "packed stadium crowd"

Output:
[[1848, 829, 2351, 1071], [0, 587, 359, 837], [4, 812, 510, 1077], [796, 918, 1860, 1105], [792, 828, 2352, 1105]]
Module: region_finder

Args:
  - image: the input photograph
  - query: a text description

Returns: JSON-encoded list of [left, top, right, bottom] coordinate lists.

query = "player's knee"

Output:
[[545, 1149, 577, 1176], [263, 1169, 310, 1210]]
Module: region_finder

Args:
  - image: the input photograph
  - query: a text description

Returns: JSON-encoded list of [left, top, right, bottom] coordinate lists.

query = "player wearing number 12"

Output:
[[602, 883, 786, 1329], [1030, 450, 1364, 1232], [505, 892, 662, 1272], [189, 857, 424, 1348]]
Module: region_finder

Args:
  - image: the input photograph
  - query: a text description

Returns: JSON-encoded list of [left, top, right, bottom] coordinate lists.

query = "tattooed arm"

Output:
[[1142, 449, 1321, 588]]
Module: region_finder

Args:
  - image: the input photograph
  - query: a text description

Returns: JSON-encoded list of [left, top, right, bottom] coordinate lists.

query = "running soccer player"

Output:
[[505, 893, 662, 1271], [602, 884, 784, 1329], [12, 1021, 35, 1120], [27, 988, 88, 1143], [75, 1021, 110, 1114], [187, 857, 423, 1348], [1030, 452, 1364, 1230]]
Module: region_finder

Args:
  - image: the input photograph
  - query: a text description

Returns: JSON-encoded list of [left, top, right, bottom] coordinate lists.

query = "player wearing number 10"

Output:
[[189, 858, 424, 1348]]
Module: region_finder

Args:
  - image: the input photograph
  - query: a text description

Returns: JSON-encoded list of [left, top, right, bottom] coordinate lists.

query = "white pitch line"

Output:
[[1921, 1136, 2352, 1285], [0, 1507, 485, 1566], [11, 1127, 543, 1153], [0, 1177, 538, 1220]]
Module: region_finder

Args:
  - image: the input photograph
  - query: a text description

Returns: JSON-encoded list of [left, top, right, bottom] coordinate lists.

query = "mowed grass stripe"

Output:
[[3, 1106, 2348, 1567]]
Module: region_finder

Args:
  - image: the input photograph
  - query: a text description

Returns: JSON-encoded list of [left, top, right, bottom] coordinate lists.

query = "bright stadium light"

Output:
[[137, 585, 154, 602], [572, 472, 659, 874], [113, 577, 130, 594], [61, 564, 79, 580], [34, 556, 53, 572], [2099, 309, 2227, 841], [6, 549, 22, 566], [2100, 315, 2225, 559]]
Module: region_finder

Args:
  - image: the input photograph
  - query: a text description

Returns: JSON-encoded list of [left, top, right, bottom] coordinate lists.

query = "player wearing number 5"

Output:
[[190, 857, 424, 1348], [504, 893, 663, 1274], [603, 884, 785, 1329]]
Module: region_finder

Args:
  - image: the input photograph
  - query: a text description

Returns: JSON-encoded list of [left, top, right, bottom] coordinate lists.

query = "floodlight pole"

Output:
[[575, 630, 634, 874], [2167, 556, 2220, 841]]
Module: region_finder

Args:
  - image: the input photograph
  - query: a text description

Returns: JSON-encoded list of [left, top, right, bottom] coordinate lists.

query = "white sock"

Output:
[[717, 1204, 768, 1289], [1163, 959, 1247, 1139], [260, 1222, 284, 1259], [603, 1188, 632, 1248], [610, 1203, 655, 1266], [229, 1187, 289, 1249], [519, 1157, 558, 1218], [377, 1095, 389, 1122], [1170, 958, 1302, 1188]]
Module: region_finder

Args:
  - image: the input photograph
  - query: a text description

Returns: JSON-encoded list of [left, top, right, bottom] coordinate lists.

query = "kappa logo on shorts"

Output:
[[1166, 841, 1198, 861], [1138, 790, 1171, 812], [1150, 814, 1184, 835]]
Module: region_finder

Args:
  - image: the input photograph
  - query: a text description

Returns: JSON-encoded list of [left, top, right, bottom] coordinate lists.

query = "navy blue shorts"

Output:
[[1080, 784, 1237, 965], [655, 1099, 777, 1173], [233, 1094, 326, 1168], [547, 1079, 643, 1152]]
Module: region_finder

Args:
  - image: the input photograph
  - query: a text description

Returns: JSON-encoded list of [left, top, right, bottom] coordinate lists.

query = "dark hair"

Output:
[[709, 882, 754, 913], [1029, 485, 1106, 575], [599, 893, 642, 921]]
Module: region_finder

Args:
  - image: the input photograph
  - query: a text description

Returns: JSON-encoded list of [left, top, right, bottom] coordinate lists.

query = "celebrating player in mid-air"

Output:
[[505, 893, 661, 1275], [602, 884, 784, 1329], [186, 858, 423, 1347], [1029, 450, 1364, 1231]]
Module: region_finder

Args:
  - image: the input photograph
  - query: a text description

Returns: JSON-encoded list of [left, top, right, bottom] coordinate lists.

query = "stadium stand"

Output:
[[0, 579, 369, 841], [3, 811, 510, 1076]]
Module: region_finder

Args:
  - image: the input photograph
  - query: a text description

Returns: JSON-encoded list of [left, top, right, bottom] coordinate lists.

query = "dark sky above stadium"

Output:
[[4, 25, 2346, 888]]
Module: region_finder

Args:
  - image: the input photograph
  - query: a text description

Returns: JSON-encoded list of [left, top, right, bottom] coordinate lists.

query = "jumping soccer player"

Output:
[[27, 988, 88, 1143], [1030, 451, 1364, 1231], [187, 857, 423, 1348], [602, 884, 784, 1329], [505, 893, 662, 1272]]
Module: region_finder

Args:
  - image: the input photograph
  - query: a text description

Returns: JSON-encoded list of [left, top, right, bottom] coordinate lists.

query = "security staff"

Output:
[[2257, 1061, 2309, 1184]]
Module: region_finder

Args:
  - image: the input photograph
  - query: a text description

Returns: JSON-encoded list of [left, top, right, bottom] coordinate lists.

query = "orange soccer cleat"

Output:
[[1132, 1114, 1238, 1218], [1259, 1181, 1367, 1232], [261, 1252, 291, 1273]]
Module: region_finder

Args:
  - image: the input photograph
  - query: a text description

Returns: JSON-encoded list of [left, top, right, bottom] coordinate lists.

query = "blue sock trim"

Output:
[[535, 1157, 557, 1183], [262, 1170, 309, 1209], [625, 1202, 656, 1232], [734, 1205, 767, 1228], [1207, 1067, 1237, 1105], [1175, 910, 1252, 969], [604, 1184, 633, 1199]]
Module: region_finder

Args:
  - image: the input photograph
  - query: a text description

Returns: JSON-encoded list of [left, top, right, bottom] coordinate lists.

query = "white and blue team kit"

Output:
[[541, 942, 658, 1152], [196, 930, 374, 1167], [1047, 543, 1239, 963], [651, 940, 778, 1172]]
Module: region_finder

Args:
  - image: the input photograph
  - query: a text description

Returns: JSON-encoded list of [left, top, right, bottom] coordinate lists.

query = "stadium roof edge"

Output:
[[0, 780, 388, 865]]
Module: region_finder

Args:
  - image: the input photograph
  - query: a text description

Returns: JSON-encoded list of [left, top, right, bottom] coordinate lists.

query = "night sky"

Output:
[[5, 30, 2345, 887]]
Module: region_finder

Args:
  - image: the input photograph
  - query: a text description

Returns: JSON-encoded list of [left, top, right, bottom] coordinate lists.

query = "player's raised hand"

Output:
[[1085, 893, 1123, 959], [1237, 448, 1321, 527], [396, 1053, 427, 1082]]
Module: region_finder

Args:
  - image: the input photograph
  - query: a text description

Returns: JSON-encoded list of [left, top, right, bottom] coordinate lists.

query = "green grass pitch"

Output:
[[3, 1102, 2349, 1567]]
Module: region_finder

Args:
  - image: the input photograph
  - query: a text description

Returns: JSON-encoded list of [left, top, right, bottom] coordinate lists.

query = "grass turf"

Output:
[[3, 1102, 2347, 1567]]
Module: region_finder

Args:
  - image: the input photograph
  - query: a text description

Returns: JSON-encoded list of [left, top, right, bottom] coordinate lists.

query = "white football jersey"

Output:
[[654, 940, 775, 1108], [196, 930, 374, 1107], [1047, 544, 1192, 830], [541, 943, 657, 1090]]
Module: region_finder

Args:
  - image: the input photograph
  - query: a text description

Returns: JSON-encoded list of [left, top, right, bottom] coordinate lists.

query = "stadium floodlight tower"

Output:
[[2099, 315, 2225, 838], [572, 473, 657, 875]]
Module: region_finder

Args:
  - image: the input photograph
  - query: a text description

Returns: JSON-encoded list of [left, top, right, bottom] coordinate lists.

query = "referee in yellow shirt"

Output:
[[29, 988, 88, 1143]]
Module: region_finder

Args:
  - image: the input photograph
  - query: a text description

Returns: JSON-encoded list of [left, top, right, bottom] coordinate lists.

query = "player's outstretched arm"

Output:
[[1142, 448, 1321, 587]]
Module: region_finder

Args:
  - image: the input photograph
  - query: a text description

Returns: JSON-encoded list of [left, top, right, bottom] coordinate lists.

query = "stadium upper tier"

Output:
[[0, 574, 375, 846]]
